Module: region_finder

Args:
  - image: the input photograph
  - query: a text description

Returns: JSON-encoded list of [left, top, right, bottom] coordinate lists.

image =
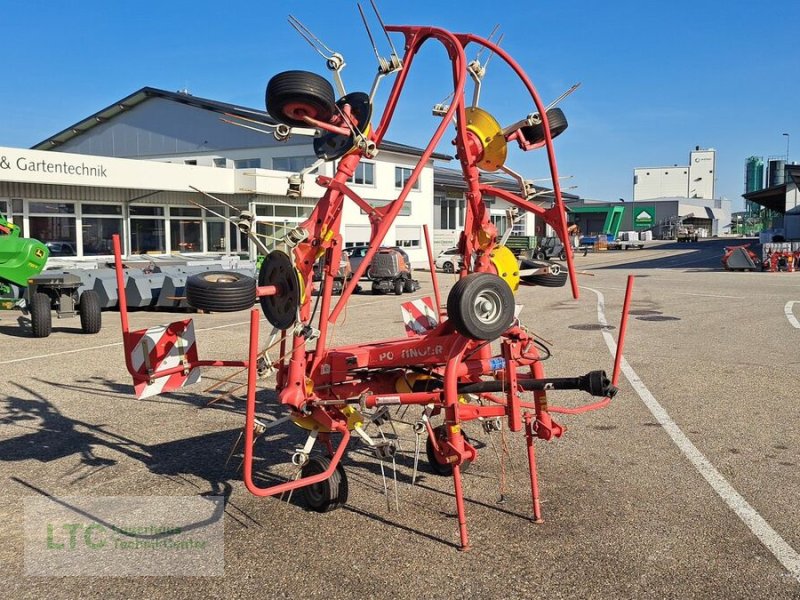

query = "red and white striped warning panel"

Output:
[[126, 319, 201, 399], [400, 296, 439, 337]]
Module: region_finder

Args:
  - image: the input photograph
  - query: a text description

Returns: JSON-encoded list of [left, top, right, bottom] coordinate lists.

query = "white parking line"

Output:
[[585, 285, 800, 582], [0, 318, 260, 365], [785, 301, 800, 329]]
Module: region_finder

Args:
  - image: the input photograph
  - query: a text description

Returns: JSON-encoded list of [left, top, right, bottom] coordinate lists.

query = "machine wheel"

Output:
[[30, 292, 52, 338], [442, 261, 454, 273], [301, 456, 348, 512], [186, 271, 256, 312], [394, 280, 404, 295], [519, 107, 569, 145], [78, 290, 102, 334], [403, 279, 415, 293], [558, 250, 567, 261], [534, 252, 546, 261], [526, 271, 568, 288], [426, 425, 472, 476], [266, 70, 336, 128], [447, 273, 515, 340]]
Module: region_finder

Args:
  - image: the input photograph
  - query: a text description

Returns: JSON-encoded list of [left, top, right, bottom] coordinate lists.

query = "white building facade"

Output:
[[2, 88, 442, 267], [634, 147, 716, 201]]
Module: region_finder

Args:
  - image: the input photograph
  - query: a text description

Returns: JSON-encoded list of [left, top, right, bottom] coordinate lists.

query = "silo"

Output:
[[745, 156, 764, 193], [768, 159, 786, 187]]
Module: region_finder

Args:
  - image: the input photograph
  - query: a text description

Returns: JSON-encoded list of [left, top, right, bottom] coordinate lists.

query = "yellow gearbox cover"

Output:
[[291, 405, 364, 432], [465, 107, 507, 172], [490, 245, 521, 293]]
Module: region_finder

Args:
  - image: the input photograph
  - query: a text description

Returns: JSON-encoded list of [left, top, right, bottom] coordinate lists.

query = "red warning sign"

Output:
[[400, 296, 439, 337], [126, 319, 201, 399]]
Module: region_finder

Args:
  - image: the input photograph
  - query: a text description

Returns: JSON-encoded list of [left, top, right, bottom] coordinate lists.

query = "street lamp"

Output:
[[784, 132, 790, 162]]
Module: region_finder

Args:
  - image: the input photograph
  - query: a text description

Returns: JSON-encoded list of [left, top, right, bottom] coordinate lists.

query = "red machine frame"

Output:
[[114, 23, 634, 550]]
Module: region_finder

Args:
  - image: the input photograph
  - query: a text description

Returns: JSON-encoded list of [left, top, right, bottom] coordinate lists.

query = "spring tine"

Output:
[[220, 117, 277, 138], [483, 32, 504, 71], [186, 197, 232, 224], [392, 454, 399, 511], [379, 459, 391, 510], [370, 0, 399, 58], [358, 3, 382, 65], [545, 82, 582, 112], [288, 15, 336, 59], [475, 24, 499, 62], [189, 186, 241, 213], [411, 431, 421, 486]]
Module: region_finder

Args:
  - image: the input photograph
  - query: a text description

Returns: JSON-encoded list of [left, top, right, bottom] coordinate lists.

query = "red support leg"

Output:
[[524, 412, 544, 523], [451, 461, 471, 550]]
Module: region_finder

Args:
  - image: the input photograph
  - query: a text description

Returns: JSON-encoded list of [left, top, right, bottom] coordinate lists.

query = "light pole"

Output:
[[784, 132, 790, 162]]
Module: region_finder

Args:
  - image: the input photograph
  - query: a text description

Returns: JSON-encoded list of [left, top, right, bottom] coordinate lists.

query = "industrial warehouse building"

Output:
[[0, 87, 558, 266]]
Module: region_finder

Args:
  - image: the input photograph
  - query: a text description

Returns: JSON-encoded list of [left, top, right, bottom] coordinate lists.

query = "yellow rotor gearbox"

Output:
[[292, 405, 365, 432], [465, 107, 508, 172], [490, 245, 521, 293]]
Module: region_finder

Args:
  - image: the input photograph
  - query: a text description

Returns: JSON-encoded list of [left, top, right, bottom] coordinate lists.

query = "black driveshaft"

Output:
[[414, 370, 617, 398]]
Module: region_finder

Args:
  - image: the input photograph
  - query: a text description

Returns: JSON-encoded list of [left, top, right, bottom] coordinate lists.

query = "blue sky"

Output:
[[1, 0, 795, 211]]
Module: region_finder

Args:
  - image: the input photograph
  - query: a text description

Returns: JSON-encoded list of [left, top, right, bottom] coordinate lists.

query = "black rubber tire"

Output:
[[442, 261, 454, 274], [30, 292, 52, 338], [446, 273, 515, 340], [186, 271, 256, 312], [534, 251, 546, 261], [525, 271, 568, 287], [266, 70, 336, 128], [558, 250, 567, 261], [520, 107, 569, 145], [394, 280, 404, 295], [426, 425, 472, 476], [301, 456, 348, 512], [78, 290, 102, 334], [403, 279, 415, 293]]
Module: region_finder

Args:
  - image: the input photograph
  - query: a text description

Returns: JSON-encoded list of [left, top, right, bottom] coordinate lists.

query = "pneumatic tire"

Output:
[[520, 107, 569, 145], [446, 273, 515, 340], [186, 271, 256, 312], [30, 292, 52, 338], [301, 456, 348, 512], [266, 71, 336, 128], [79, 290, 102, 334]]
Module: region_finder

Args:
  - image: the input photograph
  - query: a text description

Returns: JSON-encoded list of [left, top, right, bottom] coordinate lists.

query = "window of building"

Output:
[[130, 205, 166, 253], [207, 220, 226, 252], [347, 162, 375, 186], [436, 193, 464, 230], [28, 201, 77, 251], [360, 199, 412, 217], [169, 206, 202, 253], [395, 225, 421, 248], [184, 160, 197, 165], [81, 203, 124, 255], [234, 158, 262, 169], [395, 167, 420, 190], [213, 157, 227, 168], [272, 156, 317, 172]]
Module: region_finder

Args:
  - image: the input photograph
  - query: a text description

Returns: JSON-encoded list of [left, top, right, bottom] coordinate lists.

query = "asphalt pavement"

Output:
[[2, 237, 799, 599]]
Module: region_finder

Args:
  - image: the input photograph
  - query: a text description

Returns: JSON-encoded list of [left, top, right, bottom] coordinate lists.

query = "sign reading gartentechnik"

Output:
[[24, 496, 224, 576], [0, 146, 235, 193], [1, 154, 108, 178]]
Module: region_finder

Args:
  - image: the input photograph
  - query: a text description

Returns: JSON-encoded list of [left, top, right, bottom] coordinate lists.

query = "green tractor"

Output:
[[0, 213, 102, 337], [0, 212, 49, 311]]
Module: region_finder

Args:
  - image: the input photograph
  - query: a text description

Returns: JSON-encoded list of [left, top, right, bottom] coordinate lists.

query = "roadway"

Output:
[[1, 237, 799, 598]]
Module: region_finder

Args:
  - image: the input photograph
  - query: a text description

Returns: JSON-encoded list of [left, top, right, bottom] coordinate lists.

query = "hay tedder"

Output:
[[114, 7, 633, 550]]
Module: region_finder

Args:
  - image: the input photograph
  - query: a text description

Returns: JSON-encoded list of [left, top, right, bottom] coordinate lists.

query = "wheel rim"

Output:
[[283, 100, 323, 122], [204, 273, 238, 284], [443, 262, 453, 273], [473, 289, 503, 326]]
